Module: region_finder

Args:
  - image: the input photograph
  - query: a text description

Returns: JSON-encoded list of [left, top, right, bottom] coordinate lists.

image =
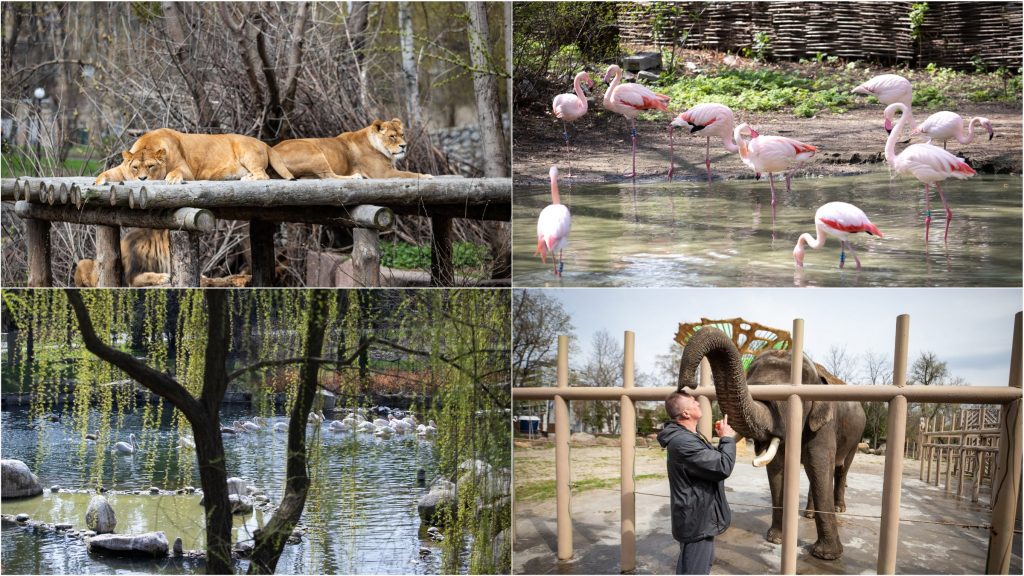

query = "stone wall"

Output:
[[429, 114, 510, 177]]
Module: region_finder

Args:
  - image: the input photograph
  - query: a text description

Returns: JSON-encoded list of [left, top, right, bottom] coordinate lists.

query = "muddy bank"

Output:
[[513, 103, 1022, 185]]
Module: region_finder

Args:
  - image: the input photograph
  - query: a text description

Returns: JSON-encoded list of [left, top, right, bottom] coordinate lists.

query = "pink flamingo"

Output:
[[601, 64, 670, 178], [793, 201, 883, 269], [734, 123, 817, 218], [852, 74, 913, 134], [884, 102, 976, 242], [668, 103, 739, 182], [911, 111, 994, 150], [536, 166, 572, 276], [552, 71, 595, 176]]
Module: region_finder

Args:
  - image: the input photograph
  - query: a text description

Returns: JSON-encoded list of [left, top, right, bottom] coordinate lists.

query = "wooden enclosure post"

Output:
[[249, 220, 277, 287], [430, 216, 454, 287], [781, 318, 805, 575], [985, 311, 1022, 574], [169, 231, 200, 287], [94, 226, 123, 287], [26, 219, 53, 287], [352, 228, 381, 287], [878, 313, 909, 575], [698, 359, 713, 440], [973, 451, 983, 502], [957, 446, 968, 499], [944, 444, 954, 491], [620, 331, 636, 573], [555, 335, 572, 561], [920, 418, 928, 480]]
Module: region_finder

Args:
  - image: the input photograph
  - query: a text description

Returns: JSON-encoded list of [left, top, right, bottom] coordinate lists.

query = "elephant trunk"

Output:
[[678, 327, 774, 443]]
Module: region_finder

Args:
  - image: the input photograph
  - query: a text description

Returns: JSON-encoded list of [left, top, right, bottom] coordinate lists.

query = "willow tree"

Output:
[[2, 288, 511, 574]]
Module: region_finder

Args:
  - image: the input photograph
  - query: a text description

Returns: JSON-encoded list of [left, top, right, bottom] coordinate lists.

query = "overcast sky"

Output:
[[535, 288, 1022, 387]]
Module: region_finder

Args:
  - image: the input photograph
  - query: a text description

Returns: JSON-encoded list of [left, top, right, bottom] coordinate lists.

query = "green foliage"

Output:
[[380, 241, 490, 271], [659, 69, 853, 116], [752, 31, 771, 62], [909, 3, 930, 40]]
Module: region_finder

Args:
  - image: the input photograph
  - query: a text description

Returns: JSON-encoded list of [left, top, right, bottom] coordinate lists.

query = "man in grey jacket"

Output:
[[657, 390, 736, 575]]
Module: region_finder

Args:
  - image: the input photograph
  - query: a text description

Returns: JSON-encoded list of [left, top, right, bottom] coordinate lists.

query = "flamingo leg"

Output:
[[668, 125, 675, 181], [768, 173, 778, 223], [705, 137, 712, 183], [785, 171, 793, 194], [934, 181, 953, 242], [562, 119, 572, 179], [923, 183, 932, 241], [630, 119, 638, 179], [847, 240, 862, 269], [557, 250, 564, 277], [839, 241, 846, 269]]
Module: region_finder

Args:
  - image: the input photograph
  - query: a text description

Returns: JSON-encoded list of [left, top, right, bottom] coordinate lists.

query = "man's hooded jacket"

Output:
[[657, 421, 736, 543]]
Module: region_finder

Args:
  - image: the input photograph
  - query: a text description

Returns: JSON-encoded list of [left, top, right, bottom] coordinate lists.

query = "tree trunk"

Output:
[[247, 290, 334, 574], [465, 2, 508, 177], [160, 2, 218, 129], [398, 3, 421, 129], [347, 2, 371, 118]]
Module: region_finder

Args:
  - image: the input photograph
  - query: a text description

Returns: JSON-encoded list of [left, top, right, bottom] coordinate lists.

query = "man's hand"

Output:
[[715, 415, 736, 439]]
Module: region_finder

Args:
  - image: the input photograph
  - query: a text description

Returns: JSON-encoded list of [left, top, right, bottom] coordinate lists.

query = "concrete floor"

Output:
[[513, 450, 1023, 575]]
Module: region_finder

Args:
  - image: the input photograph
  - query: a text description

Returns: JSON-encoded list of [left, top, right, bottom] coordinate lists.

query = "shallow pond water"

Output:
[[514, 173, 1022, 287], [1, 405, 442, 574]]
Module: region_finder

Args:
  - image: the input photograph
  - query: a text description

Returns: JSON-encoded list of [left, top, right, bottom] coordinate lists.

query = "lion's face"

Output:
[[122, 148, 168, 181], [371, 118, 408, 161]]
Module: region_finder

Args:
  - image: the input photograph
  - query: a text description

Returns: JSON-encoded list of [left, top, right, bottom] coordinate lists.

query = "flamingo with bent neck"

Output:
[[668, 103, 739, 182], [911, 111, 994, 150], [793, 202, 883, 269]]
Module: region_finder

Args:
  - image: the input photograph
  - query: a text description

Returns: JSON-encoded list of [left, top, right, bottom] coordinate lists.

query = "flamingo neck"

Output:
[[884, 105, 909, 167], [722, 129, 739, 153], [803, 224, 828, 250], [960, 117, 982, 144], [603, 68, 621, 107], [550, 176, 561, 205]]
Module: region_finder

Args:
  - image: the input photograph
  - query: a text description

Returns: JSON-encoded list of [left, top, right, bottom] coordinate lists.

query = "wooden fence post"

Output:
[[26, 219, 53, 287], [555, 335, 572, 561], [352, 228, 381, 287], [430, 216, 454, 287], [169, 230, 200, 287], [781, 318, 804, 575], [620, 331, 636, 573], [249, 220, 276, 287], [95, 226, 123, 287], [878, 313, 909, 574]]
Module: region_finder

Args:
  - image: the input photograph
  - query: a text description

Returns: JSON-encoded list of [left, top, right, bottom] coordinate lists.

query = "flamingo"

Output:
[[668, 103, 739, 182], [884, 103, 976, 241], [273, 422, 289, 433], [793, 202, 884, 269], [114, 433, 137, 455], [911, 111, 993, 149], [852, 74, 914, 135], [734, 123, 817, 218], [601, 64, 670, 178], [552, 71, 594, 176], [242, 417, 264, 432], [535, 166, 572, 276]]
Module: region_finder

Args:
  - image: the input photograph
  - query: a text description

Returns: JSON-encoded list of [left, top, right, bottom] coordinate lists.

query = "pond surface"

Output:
[[513, 173, 1022, 287], [1, 405, 441, 575]]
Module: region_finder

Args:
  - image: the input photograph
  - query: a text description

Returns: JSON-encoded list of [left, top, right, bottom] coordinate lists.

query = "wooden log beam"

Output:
[[169, 230, 200, 287], [249, 220, 277, 287], [95, 226, 124, 287], [89, 177, 509, 209], [212, 205, 394, 230], [13, 202, 216, 232], [26, 219, 53, 287], [391, 202, 510, 221], [430, 216, 454, 287], [352, 228, 381, 287]]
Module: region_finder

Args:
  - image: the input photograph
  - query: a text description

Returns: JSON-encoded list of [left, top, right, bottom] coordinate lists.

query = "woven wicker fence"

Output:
[[618, 2, 1021, 70]]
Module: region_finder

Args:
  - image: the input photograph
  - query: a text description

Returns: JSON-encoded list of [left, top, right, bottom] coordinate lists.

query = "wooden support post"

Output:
[[95, 226, 123, 287], [878, 313, 909, 575], [698, 358, 713, 440], [620, 331, 636, 573], [430, 216, 454, 287], [920, 419, 928, 481], [352, 228, 381, 287], [15, 201, 215, 232], [972, 451, 982, 503], [944, 444, 954, 491], [985, 311, 1022, 574], [555, 335, 572, 562], [781, 318, 804, 575], [957, 446, 968, 499], [169, 231, 200, 287], [249, 220, 277, 287], [26, 219, 53, 287]]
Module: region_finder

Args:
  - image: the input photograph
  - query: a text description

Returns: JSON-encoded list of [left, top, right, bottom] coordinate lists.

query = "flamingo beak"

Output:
[[985, 122, 994, 140], [749, 127, 760, 138], [793, 249, 804, 268], [884, 117, 893, 133]]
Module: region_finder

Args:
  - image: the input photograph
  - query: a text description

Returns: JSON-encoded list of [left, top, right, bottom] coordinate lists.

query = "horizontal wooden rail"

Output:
[[15, 201, 215, 232], [512, 384, 1024, 404]]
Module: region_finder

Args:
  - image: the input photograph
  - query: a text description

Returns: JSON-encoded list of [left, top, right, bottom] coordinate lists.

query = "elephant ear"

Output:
[[808, 363, 837, 432]]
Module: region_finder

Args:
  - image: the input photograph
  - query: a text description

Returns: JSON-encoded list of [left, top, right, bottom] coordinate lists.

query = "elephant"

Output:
[[677, 327, 866, 560]]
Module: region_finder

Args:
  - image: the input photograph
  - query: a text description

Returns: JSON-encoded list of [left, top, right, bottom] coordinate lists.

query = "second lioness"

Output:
[[272, 118, 433, 179], [95, 128, 294, 185]]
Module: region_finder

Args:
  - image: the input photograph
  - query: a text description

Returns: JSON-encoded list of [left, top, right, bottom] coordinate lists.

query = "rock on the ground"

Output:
[[87, 531, 169, 557], [229, 494, 253, 515], [227, 477, 247, 498], [15, 513, 30, 522], [50, 485, 60, 493], [233, 539, 254, 556], [173, 537, 183, 556], [1, 459, 43, 499], [417, 486, 456, 526], [85, 496, 117, 534], [55, 523, 73, 531]]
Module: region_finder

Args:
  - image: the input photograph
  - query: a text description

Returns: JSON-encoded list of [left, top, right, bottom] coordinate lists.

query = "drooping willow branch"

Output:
[[375, 337, 509, 408], [225, 337, 375, 383]]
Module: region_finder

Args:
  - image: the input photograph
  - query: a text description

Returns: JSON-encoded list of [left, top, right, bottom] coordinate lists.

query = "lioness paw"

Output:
[[167, 175, 184, 185], [421, 174, 434, 179], [94, 175, 108, 185]]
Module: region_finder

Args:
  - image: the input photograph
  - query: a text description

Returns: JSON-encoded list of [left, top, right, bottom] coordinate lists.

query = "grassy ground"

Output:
[[1, 145, 105, 178]]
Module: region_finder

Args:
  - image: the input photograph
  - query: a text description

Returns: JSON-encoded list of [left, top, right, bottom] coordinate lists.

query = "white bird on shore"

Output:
[[912, 111, 994, 149]]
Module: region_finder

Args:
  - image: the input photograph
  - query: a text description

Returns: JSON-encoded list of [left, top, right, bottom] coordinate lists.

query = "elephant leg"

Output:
[[804, 489, 815, 519], [807, 438, 843, 560], [835, 444, 857, 513], [765, 448, 785, 544]]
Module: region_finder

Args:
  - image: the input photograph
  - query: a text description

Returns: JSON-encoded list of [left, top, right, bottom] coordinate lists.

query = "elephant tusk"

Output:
[[752, 436, 781, 468]]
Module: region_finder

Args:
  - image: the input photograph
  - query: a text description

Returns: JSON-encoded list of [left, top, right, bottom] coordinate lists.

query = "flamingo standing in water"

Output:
[[601, 64, 670, 178], [552, 71, 594, 176], [536, 166, 571, 276], [911, 111, 994, 149], [884, 103, 976, 242], [793, 202, 884, 269], [668, 103, 739, 182], [734, 123, 817, 218], [852, 74, 914, 135]]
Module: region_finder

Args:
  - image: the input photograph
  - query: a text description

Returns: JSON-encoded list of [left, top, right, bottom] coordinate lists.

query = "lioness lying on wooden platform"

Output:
[[272, 118, 433, 179], [95, 128, 294, 185], [74, 228, 251, 288]]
